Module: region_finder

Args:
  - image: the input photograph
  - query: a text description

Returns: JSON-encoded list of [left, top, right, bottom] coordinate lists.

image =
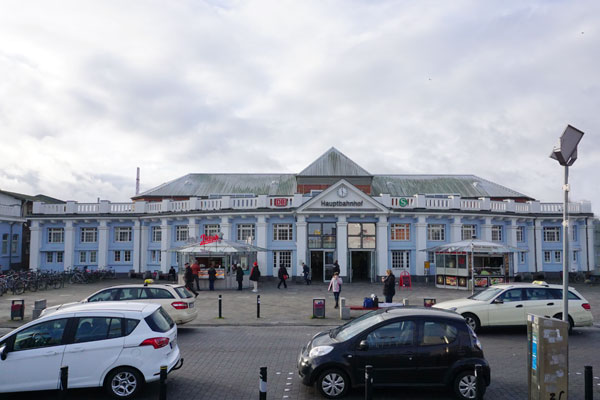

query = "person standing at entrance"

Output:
[[191, 260, 200, 291], [250, 261, 261, 293], [333, 260, 340, 275], [302, 262, 311, 285], [382, 269, 396, 303], [184, 263, 198, 297], [277, 264, 289, 289], [328, 272, 343, 308], [235, 263, 244, 290], [208, 264, 217, 291]]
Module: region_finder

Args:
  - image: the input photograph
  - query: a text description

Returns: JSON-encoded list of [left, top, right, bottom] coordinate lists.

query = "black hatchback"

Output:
[[298, 307, 490, 399]]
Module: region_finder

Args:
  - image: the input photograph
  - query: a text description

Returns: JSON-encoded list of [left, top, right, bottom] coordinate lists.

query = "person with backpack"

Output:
[[327, 271, 343, 308], [249, 261, 261, 293]]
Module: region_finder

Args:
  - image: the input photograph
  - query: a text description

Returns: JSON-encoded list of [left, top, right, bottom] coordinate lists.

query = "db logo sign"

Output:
[[273, 198, 288, 207]]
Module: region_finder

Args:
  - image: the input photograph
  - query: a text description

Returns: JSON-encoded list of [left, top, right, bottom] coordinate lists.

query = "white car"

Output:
[[434, 282, 593, 332], [42, 283, 198, 325], [0, 302, 182, 398]]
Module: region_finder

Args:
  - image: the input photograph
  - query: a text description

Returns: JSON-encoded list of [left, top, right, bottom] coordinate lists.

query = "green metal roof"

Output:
[[298, 147, 371, 176]]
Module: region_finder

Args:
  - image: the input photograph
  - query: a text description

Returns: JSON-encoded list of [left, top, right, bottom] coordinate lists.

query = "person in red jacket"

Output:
[[191, 260, 200, 291], [249, 261, 261, 293]]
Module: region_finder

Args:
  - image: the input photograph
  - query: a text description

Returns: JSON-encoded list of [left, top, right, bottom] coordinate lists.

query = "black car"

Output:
[[298, 307, 490, 399]]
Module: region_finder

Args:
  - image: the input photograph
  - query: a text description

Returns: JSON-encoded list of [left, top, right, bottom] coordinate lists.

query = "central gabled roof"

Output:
[[298, 147, 371, 176]]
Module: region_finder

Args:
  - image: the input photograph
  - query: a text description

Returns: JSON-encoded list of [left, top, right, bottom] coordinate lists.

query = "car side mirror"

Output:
[[358, 340, 369, 351], [492, 298, 503, 304], [0, 344, 8, 361]]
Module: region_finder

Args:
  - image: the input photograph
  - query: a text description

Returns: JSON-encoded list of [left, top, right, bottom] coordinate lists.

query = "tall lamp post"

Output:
[[549, 125, 585, 324]]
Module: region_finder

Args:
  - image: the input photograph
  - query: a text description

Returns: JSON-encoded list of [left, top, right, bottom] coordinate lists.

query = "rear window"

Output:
[[548, 289, 581, 300], [175, 286, 193, 299], [142, 288, 175, 299], [144, 308, 175, 333]]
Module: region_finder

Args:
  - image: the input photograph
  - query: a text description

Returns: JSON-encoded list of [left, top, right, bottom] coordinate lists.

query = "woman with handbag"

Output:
[[328, 272, 343, 308], [277, 264, 289, 289]]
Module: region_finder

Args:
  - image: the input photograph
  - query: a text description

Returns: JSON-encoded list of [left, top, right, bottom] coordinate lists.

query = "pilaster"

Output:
[[415, 215, 427, 276], [160, 218, 170, 273], [98, 220, 109, 269], [256, 215, 268, 275], [64, 221, 75, 271], [450, 216, 462, 242], [534, 220, 543, 273], [132, 220, 141, 272], [296, 215, 307, 276], [188, 217, 198, 241], [507, 220, 518, 275], [586, 222, 595, 272], [140, 223, 149, 272], [336, 215, 348, 278], [376, 215, 389, 277], [220, 216, 231, 240], [527, 224, 536, 272], [482, 217, 492, 242], [29, 221, 41, 271]]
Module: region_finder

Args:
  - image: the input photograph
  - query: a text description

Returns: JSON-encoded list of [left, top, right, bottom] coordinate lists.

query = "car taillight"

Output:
[[582, 303, 591, 310], [140, 337, 170, 349], [171, 301, 189, 310]]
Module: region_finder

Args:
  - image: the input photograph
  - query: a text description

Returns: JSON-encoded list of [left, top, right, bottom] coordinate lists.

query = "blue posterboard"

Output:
[[532, 333, 538, 371]]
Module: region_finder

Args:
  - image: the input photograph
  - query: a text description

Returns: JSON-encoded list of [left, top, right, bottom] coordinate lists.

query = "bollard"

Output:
[[218, 295, 222, 318], [257, 295, 261, 319], [475, 364, 484, 400], [365, 365, 373, 400], [259, 366, 267, 400], [59, 366, 68, 400], [402, 298, 409, 306], [159, 365, 167, 400], [585, 365, 593, 400]]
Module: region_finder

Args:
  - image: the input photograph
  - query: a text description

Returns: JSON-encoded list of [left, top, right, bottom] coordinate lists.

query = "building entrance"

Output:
[[350, 251, 374, 282], [310, 250, 335, 282]]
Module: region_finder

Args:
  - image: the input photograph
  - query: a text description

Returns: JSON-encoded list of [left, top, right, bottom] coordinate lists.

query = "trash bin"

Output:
[[313, 298, 325, 318], [11, 299, 25, 320]]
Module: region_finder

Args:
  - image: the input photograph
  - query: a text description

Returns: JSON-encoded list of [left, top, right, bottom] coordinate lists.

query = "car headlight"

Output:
[[309, 346, 334, 358]]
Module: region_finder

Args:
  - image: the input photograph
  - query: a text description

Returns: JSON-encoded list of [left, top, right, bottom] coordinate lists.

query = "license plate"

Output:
[[189, 302, 194, 308]]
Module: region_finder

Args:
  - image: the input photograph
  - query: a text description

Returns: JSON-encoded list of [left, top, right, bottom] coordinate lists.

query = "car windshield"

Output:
[[333, 312, 384, 341], [469, 287, 504, 301]]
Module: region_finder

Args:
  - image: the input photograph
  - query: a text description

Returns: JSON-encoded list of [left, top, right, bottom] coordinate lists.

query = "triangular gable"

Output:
[[298, 147, 371, 176], [297, 180, 388, 214]]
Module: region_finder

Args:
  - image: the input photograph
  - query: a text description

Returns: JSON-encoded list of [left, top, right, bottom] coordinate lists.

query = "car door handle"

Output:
[[516, 304, 523, 308], [547, 303, 554, 306], [44, 350, 59, 356], [69, 347, 85, 353]]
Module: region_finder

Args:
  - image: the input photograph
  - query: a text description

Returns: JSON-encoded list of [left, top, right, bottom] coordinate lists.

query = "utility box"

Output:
[[527, 314, 569, 400], [11, 299, 25, 320], [313, 298, 325, 319]]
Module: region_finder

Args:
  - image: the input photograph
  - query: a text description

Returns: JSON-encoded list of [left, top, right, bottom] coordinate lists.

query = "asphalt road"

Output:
[[2, 324, 599, 400]]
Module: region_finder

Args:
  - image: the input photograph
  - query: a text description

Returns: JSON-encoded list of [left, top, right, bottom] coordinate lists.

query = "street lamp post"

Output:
[[549, 125, 585, 324]]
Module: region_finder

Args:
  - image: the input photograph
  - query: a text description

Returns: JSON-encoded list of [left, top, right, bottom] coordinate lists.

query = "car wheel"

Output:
[[316, 369, 350, 399], [104, 367, 143, 399], [552, 314, 574, 334], [453, 370, 484, 400], [462, 313, 481, 333]]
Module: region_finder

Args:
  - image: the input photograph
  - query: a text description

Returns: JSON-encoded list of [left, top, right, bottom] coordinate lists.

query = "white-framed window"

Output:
[[46, 252, 53, 263], [79, 252, 87, 263], [273, 250, 292, 270], [151, 250, 161, 263], [428, 251, 436, 263], [572, 228, 577, 242], [544, 251, 551, 263], [115, 227, 132, 242], [114, 251, 121, 262], [151, 227, 162, 242], [204, 224, 220, 237], [48, 228, 64, 243], [1, 234, 7, 254], [543, 227, 560, 242], [461, 225, 476, 241], [80, 227, 98, 243], [392, 250, 410, 269], [427, 224, 445, 241], [124, 250, 131, 262], [175, 226, 188, 242], [520, 252, 526, 264], [90, 251, 97, 264], [390, 224, 410, 241], [554, 251, 561, 263], [237, 224, 255, 242], [273, 224, 293, 241], [516, 226, 524, 242], [491, 225, 503, 241], [11, 234, 18, 254], [56, 252, 63, 263]]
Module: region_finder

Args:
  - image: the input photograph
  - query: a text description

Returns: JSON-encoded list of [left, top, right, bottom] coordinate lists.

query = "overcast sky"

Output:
[[0, 0, 598, 213]]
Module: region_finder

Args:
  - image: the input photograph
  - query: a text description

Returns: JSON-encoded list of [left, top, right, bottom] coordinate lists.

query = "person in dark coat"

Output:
[[382, 269, 396, 303], [249, 261, 261, 292], [332, 260, 341, 275], [168, 266, 177, 283], [277, 265, 288, 289], [302, 262, 311, 285], [235, 263, 244, 291], [208, 265, 217, 291], [184, 263, 198, 297]]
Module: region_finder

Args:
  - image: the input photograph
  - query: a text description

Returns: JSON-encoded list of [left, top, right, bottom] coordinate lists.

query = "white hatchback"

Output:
[[434, 282, 594, 332], [42, 283, 198, 325], [0, 302, 182, 399]]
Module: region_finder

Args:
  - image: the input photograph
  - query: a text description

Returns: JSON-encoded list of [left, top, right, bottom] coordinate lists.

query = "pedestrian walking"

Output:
[[332, 260, 341, 275], [168, 266, 177, 283], [302, 262, 311, 285], [277, 264, 289, 289], [208, 264, 217, 291], [191, 260, 201, 291], [184, 263, 198, 297], [328, 272, 343, 308], [382, 269, 396, 303], [235, 263, 244, 290], [249, 261, 261, 293]]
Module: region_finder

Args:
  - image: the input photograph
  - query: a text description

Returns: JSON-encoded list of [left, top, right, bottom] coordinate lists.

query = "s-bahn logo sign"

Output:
[[398, 198, 409, 207], [273, 198, 288, 207]]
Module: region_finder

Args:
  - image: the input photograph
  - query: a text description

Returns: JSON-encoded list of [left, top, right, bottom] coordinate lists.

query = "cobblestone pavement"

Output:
[[1, 278, 599, 399]]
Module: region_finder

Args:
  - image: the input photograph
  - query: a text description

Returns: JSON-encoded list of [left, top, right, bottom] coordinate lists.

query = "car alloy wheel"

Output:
[[462, 313, 480, 333], [454, 370, 484, 400], [105, 367, 142, 399], [318, 369, 348, 398]]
